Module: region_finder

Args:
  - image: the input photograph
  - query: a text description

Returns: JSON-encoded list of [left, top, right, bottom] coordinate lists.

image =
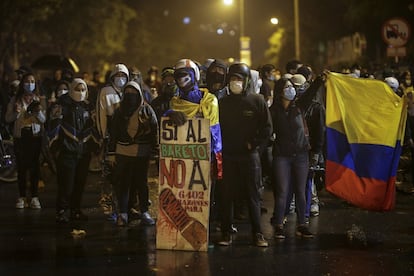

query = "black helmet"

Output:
[[227, 63, 250, 83], [227, 63, 251, 93]]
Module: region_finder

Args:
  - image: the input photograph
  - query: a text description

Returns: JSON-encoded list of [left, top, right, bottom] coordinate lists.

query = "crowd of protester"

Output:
[[0, 58, 413, 248]]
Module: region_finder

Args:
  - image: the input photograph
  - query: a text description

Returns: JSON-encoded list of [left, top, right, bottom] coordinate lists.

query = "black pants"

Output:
[[221, 150, 263, 234], [114, 155, 150, 214], [14, 135, 42, 198], [56, 151, 91, 212]]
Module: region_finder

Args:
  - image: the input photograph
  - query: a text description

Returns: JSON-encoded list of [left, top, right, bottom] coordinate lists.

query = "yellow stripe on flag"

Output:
[[326, 72, 406, 147]]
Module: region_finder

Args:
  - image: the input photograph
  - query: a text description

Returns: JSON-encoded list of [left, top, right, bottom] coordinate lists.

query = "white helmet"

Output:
[[385, 77, 399, 92], [174, 59, 200, 81]]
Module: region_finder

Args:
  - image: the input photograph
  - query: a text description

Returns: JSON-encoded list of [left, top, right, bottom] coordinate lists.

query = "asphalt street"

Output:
[[0, 163, 413, 275]]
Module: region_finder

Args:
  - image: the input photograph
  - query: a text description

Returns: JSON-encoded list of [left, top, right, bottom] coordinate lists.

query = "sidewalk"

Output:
[[0, 164, 413, 275]]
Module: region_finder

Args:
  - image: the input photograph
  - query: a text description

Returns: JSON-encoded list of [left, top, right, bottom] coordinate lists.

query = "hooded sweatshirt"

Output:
[[96, 63, 129, 138], [110, 81, 158, 157]]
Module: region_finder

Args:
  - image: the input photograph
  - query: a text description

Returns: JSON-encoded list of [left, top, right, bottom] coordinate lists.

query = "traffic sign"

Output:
[[382, 18, 410, 47]]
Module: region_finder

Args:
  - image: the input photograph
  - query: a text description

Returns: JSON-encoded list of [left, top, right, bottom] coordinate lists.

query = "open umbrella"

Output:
[[31, 55, 79, 73]]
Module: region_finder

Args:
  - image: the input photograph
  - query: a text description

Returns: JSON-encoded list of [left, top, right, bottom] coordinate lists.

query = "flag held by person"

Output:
[[325, 72, 407, 211]]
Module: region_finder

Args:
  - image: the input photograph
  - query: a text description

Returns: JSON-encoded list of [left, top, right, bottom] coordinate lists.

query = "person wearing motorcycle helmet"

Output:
[[206, 59, 229, 100], [167, 58, 223, 187], [217, 63, 272, 247]]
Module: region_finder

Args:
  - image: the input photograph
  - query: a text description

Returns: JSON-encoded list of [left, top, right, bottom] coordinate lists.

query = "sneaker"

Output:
[[274, 225, 286, 239], [16, 197, 27, 209], [70, 210, 88, 221], [310, 204, 320, 217], [117, 213, 128, 226], [296, 225, 314, 238], [254, 233, 269, 247], [229, 224, 238, 233], [30, 197, 41, 209], [217, 233, 232, 246], [140, 211, 155, 225], [56, 210, 69, 223]]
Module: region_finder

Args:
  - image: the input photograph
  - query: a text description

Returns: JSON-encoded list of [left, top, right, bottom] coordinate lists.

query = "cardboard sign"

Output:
[[156, 118, 211, 251]]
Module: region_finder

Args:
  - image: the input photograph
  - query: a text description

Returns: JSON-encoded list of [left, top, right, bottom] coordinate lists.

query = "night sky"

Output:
[[136, 0, 294, 67]]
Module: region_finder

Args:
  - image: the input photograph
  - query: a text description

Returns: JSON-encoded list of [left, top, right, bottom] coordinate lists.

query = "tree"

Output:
[[264, 28, 286, 67]]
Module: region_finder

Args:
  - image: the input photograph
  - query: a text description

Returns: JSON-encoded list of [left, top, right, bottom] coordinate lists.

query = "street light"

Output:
[[294, 0, 300, 60], [270, 17, 279, 25], [223, 0, 251, 66]]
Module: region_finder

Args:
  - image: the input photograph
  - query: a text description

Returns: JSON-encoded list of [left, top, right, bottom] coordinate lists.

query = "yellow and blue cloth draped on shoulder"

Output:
[[325, 72, 407, 211], [170, 88, 223, 178]]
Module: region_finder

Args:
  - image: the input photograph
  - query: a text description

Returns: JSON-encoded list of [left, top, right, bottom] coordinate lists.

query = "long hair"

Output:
[[15, 72, 40, 101]]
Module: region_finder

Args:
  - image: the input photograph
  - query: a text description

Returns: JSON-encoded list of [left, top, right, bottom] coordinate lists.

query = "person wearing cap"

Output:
[[150, 67, 178, 123], [96, 63, 129, 217], [283, 73, 326, 220], [217, 63, 272, 247], [110, 81, 158, 226], [48, 78, 100, 223], [6, 72, 45, 209]]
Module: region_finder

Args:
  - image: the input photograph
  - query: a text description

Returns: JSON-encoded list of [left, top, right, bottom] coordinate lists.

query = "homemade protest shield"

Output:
[[156, 118, 211, 251]]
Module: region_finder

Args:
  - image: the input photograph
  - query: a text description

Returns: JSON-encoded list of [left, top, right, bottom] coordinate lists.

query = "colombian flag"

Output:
[[325, 72, 407, 211]]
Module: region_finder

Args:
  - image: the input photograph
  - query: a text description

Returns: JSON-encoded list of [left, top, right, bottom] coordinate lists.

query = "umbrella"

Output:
[[31, 55, 79, 73]]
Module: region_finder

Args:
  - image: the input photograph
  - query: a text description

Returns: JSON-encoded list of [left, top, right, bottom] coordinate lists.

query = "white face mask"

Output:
[[229, 80, 243, 94], [57, 89, 68, 97], [70, 89, 87, 102], [114, 76, 127, 88], [283, 86, 296, 101]]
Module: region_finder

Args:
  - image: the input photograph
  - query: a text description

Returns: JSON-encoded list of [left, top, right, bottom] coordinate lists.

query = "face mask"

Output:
[[177, 75, 191, 89], [70, 89, 87, 102], [24, 83, 35, 93], [114, 76, 127, 88], [121, 93, 140, 115], [296, 82, 309, 96], [212, 72, 225, 84], [283, 86, 296, 101], [57, 89, 68, 97], [229, 80, 243, 94], [268, 75, 275, 81], [405, 79, 412, 87]]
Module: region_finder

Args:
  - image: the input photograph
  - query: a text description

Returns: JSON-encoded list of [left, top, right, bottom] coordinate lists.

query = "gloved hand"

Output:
[[168, 110, 187, 126]]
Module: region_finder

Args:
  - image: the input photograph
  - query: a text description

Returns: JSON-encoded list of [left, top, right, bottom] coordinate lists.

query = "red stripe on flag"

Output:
[[326, 160, 396, 211]]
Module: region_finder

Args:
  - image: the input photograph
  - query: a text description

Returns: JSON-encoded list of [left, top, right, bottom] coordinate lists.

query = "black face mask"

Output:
[[207, 72, 225, 91], [121, 93, 140, 116]]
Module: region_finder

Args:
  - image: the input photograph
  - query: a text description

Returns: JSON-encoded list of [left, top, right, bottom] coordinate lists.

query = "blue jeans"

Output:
[[272, 152, 309, 225]]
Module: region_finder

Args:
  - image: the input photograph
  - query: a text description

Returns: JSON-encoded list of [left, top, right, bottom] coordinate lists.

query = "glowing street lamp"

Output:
[[270, 17, 279, 25]]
